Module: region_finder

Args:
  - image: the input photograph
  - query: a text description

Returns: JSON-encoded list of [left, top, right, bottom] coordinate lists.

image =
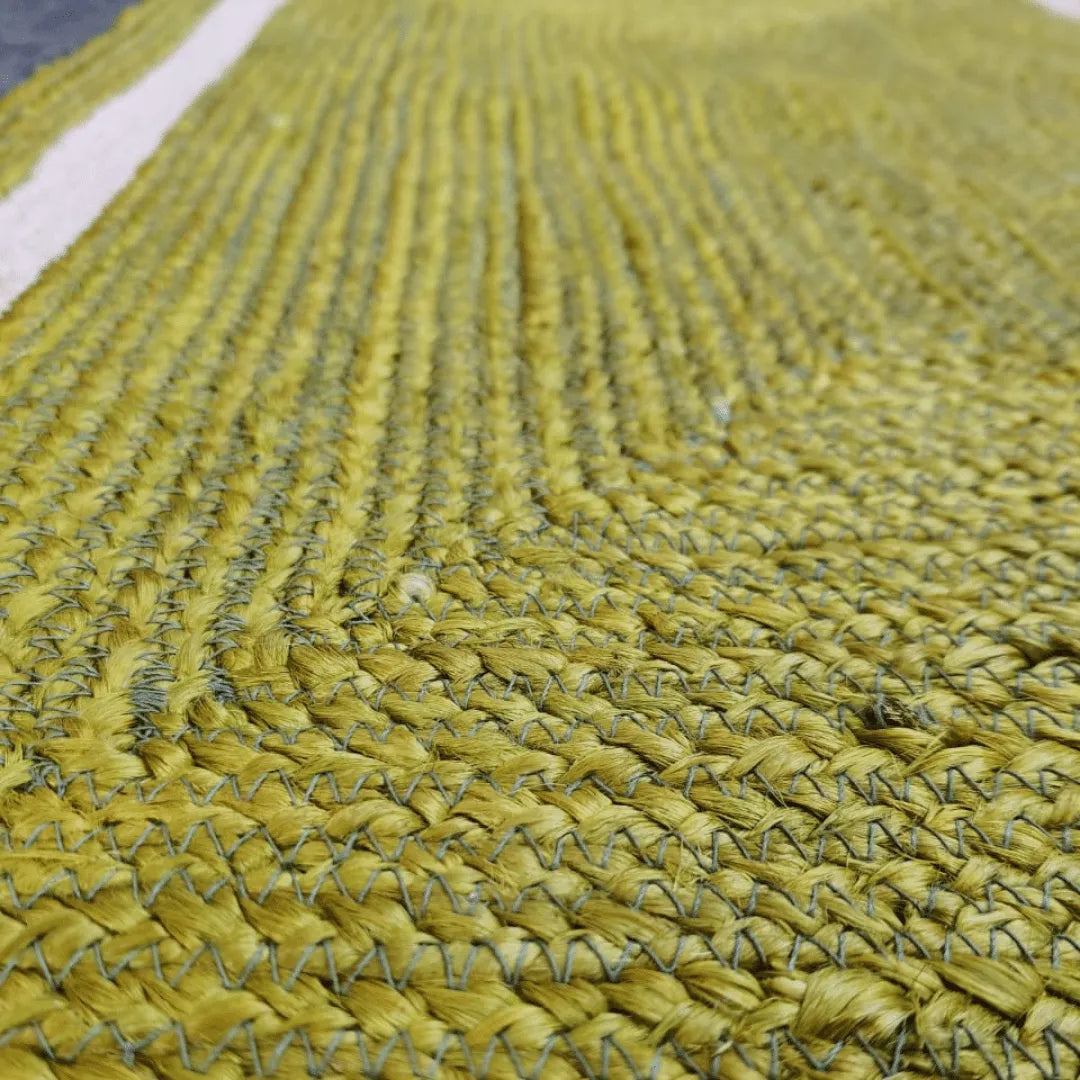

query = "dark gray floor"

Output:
[[0, 0, 141, 96]]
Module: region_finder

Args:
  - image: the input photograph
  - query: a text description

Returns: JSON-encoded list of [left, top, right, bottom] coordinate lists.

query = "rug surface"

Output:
[[1, 0, 1080, 1077]]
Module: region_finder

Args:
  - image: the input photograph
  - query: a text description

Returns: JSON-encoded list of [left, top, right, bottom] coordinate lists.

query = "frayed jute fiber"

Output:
[[1, 0, 1080, 1077]]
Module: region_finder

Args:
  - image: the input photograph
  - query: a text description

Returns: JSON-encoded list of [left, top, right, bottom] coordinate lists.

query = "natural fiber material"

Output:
[[1, 0, 1080, 1076], [0, 0, 215, 197]]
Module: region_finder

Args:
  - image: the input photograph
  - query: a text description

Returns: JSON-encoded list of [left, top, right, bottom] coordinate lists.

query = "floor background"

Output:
[[0, 0, 139, 95]]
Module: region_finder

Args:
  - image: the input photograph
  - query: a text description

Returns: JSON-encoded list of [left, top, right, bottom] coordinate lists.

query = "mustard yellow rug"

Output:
[[1, 0, 1080, 1076]]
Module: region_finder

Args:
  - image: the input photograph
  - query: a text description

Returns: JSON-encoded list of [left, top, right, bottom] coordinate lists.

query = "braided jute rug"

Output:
[[1, 0, 1080, 1077]]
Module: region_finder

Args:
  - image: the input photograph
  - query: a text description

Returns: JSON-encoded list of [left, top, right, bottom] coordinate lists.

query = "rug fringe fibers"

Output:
[[1, 0, 1080, 1077]]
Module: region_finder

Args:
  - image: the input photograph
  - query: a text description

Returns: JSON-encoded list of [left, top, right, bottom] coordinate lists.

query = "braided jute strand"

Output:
[[1, 0, 1080, 1077]]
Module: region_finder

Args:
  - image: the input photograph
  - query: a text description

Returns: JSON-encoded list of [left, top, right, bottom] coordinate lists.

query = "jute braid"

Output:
[[0, 0, 1079, 1076]]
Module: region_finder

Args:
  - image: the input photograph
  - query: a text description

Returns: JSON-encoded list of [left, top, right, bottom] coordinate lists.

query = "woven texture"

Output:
[[2, 0, 1080, 1076]]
